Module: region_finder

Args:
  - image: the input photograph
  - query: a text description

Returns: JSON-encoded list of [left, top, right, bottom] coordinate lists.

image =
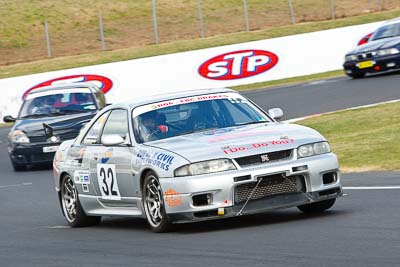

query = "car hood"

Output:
[[146, 123, 325, 163], [347, 36, 400, 54], [13, 111, 96, 137]]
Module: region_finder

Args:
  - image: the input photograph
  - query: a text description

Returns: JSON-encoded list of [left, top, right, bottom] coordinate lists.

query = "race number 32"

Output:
[[96, 164, 121, 200]]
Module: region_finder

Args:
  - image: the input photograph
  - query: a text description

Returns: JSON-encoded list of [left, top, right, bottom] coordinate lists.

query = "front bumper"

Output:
[[8, 143, 60, 165], [160, 153, 342, 223], [343, 54, 400, 75]]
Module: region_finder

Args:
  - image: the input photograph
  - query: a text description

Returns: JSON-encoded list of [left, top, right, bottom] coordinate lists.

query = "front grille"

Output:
[[357, 53, 373, 60], [30, 153, 55, 162], [234, 149, 292, 167], [28, 130, 79, 143], [234, 174, 305, 204]]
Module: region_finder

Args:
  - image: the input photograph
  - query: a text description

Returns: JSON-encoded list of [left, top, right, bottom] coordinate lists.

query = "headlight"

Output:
[[174, 159, 236, 177], [11, 130, 30, 144], [376, 48, 400, 56], [345, 54, 357, 61], [297, 142, 330, 158]]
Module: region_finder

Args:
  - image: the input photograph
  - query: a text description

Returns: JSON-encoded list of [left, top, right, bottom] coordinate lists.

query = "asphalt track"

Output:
[[1, 73, 400, 267]]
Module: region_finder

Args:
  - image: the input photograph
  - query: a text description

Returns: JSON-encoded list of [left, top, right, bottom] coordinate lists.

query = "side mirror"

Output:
[[101, 134, 125, 146], [268, 108, 284, 120], [3, 115, 16, 123]]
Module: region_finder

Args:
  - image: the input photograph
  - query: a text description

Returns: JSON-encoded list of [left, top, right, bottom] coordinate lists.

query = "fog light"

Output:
[[387, 62, 396, 68], [374, 66, 381, 71]]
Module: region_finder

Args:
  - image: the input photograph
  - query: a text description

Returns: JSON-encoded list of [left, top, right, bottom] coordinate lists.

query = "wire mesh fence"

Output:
[[1, 0, 399, 65]]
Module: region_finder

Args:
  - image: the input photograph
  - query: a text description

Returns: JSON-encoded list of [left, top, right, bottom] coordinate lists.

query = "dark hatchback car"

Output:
[[3, 83, 106, 171], [343, 20, 400, 78]]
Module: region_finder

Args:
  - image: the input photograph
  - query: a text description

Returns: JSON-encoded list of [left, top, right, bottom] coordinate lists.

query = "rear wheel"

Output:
[[142, 171, 171, 233], [60, 174, 101, 227], [297, 198, 336, 214]]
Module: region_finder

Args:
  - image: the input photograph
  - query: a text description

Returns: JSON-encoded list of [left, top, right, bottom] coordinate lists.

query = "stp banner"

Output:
[[0, 21, 382, 119]]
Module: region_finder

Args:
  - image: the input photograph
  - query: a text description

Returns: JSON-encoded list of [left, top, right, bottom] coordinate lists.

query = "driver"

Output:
[[140, 112, 168, 142]]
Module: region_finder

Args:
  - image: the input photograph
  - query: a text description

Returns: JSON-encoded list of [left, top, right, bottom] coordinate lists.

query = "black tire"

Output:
[[348, 72, 365, 79], [142, 171, 171, 233], [60, 174, 101, 227], [297, 198, 336, 214]]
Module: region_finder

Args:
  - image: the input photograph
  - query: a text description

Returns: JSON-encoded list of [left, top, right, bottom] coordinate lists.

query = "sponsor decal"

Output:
[[101, 148, 113, 164], [136, 150, 174, 171], [208, 129, 274, 143], [222, 139, 294, 154], [82, 184, 89, 193], [149, 94, 230, 110], [133, 92, 248, 117], [164, 189, 183, 207], [73, 170, 91, 184], [198, 49, 279, 80], [23, 74, 113, 99]]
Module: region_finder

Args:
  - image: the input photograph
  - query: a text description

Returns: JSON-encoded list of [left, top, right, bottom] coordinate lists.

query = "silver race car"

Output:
[[53, 88, 342, 232]]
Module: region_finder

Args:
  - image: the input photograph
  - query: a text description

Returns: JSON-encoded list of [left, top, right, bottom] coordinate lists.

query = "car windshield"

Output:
[[19, 89, 97, 118], [132, 92, 272, 143], [370, 23, 400, 41]]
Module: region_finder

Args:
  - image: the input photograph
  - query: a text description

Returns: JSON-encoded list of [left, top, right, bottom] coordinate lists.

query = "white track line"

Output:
[[0, 182, 32, 189], [343, 186, 400, 190], [45, 226, 70, 229]]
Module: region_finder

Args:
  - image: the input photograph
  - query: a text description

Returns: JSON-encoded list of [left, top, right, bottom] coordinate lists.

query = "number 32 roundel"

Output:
[[97, 164, 121, 200]]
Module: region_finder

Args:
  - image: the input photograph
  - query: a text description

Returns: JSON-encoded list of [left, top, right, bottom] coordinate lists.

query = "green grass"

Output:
[[0, 123, 13, 128], [296, 102, 400, 172], [2, 8, 400, 79]]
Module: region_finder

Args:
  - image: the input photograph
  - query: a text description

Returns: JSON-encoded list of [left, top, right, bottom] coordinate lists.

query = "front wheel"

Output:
[[297, 198, 336, 214], [142, 172, 171, 233], [60, 174, 101, 227]]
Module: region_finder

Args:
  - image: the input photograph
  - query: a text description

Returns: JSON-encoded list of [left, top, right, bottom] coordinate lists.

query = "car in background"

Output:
[[344, 18, 400, 78], [53, 88, 342, 232], [3, 83, 106, 171]]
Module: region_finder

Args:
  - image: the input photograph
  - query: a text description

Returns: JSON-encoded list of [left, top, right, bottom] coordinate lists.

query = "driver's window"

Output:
[[82, 111, 110, 145], [101, 109, 129, 142]]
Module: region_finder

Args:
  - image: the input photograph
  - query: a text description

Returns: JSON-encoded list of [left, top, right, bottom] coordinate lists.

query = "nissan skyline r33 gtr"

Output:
[[53, 88, 343, 232]]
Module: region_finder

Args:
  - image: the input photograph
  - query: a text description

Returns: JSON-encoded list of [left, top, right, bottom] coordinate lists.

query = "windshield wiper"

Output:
[[19, 114, 49, 119], [179, 127, 219, 136], [234, 121, 269, 126], [59, 109, 89, 114]]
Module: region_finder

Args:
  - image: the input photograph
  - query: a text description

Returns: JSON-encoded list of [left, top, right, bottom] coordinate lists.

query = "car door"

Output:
[[80, 111, 111, 196], [92, 109, 137, 206]]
